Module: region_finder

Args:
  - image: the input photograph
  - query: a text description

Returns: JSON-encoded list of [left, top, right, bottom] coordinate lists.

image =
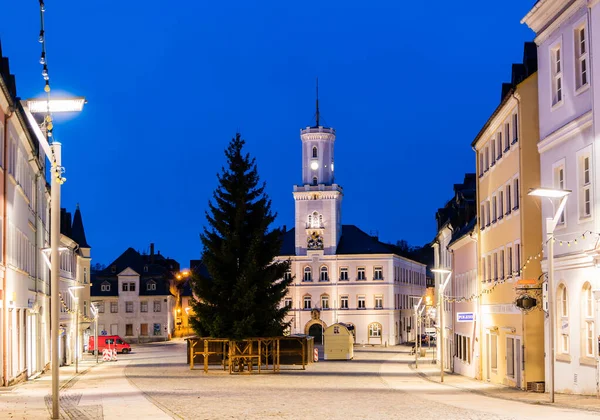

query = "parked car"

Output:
[[89, 335, 132, 354]]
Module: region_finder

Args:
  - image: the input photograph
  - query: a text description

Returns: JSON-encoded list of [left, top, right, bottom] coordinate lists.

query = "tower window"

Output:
[[312, 146, 318, 158], [312, 177, 318, 186]]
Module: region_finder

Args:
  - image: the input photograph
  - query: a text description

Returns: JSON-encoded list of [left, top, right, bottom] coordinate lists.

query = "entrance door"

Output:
[[308, 324, 323, 345], [515, 338, 522, 388]]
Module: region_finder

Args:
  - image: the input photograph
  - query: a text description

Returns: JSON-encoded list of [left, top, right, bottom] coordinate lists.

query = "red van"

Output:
[[89, 335, 132, 354]]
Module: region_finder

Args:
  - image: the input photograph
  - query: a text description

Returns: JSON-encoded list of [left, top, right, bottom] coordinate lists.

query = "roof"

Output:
[[279, 225, 409, 257], [448, 218, 477, 247], [71, 205, 90, 248]]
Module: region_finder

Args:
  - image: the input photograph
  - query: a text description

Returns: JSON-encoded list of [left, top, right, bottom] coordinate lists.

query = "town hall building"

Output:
[[277, 110, 426, 346]]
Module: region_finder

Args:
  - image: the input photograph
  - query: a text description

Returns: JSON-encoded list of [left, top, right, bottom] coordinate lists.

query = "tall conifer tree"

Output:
[[189, 133, 292, 339]]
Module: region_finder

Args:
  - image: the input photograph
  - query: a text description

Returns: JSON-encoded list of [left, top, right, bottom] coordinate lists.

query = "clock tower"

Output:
[[292, 87, 343, 256]]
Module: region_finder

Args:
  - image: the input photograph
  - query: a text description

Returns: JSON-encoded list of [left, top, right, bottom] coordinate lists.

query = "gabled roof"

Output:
[[90, 275, 118, 297]]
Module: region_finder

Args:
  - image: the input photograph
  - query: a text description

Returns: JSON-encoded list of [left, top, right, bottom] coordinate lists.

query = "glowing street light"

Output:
[[26, 97, 86, 113], [528, 187, 571, 403], [431, 268, 452, 382]]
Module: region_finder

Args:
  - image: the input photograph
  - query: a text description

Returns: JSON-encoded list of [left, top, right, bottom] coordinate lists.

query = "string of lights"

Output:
[[443, 230, 600, 304], [58, 293, 95, 323]]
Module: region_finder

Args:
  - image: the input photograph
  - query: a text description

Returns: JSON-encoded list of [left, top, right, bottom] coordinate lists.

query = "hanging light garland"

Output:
[[444, 230, 600, 304], [58, 293, 96, 323]]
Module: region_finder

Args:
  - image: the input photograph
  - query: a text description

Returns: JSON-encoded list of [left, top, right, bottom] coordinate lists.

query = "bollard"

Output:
[[314, 348, 319, 362]]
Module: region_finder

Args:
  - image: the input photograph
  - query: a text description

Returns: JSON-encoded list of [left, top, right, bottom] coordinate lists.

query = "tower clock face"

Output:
[[307, 231, 323, 250], [311, 161, 319, 170]]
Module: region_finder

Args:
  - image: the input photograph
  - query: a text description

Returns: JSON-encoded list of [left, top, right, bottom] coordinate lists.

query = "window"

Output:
[[480, 204, 485, 229], [491, 138, 496, 164], [143, 265, 148, 272], [339, 267, 348, 281], [101, 282, 111, 292], [110, 301, 118, 313], [485, 200, 491, 226], [514, 243, 521, 276], [140, 301, 148, 312], [283, 269, 292, 281], [357, 267, 366, 280], [487, 255, 491, 282], [357, 295, 366, 309], [284, 297, 292, 308], [507, 246, 513, 277], [147, 281, 156, 291], [558, 284, 569, 353], [504, 123, 510, 151], [513, 178, 519, 210], [512, 114, 518, 143], [153, 300, 161, 312], [491, 334, 498, 369], [555, 164, 566, 224], [575, 26, 588, 89], [583, 283, 594, 357], [499, 250, 505, 279], [481, 257, 486, 283], [140, 323, 148, 336], [340, 295, 349, 309], [499, 190, 504, 219], [97, 301, 105, 313], [485, 145, 490, 171], [320, 266, 329, 282], [506, 184, 512, 215], [83, 267, 88, 284], [580, 155, 592, 218], [492, 196, 497, 223], [479, 152, 484, 177], [125, 324, 133, 336], [368, 322, 381, 337], [374, 266, 383, 280], [122, 282, 128, 292], [129, 282, 136, 292], [497, 132, 503, 159], [126, 301, 133, 313], [303, 267, 312, 282], [493, 253, 498, 280], [312, 177, 318, 186], [321, 294, 329, 309], [153, 323, 161, 336], [303, 295, 312, 309], [552, 45, 562, 105], [375, 295, 383, 309], [312, 146, 318, 158]]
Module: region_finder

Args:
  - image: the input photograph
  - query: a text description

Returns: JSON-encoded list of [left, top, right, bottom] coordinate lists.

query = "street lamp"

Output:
[[432, 268, 452, 382], [68, 286, 84, 373], [409, 296, 423, 368], [528, 187, 571, 403], [90, 302, 99, 363], [23, 96, 85, 419]]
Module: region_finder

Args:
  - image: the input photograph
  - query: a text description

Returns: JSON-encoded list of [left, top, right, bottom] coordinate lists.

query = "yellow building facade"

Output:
[[473, 67, 544, 389]]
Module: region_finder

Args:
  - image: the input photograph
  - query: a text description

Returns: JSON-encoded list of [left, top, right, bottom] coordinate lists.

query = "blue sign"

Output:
[[457, 312, 475, 323]]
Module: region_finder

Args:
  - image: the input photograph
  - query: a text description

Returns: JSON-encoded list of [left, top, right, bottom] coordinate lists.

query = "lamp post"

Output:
[[23, 97, 85, 419], [432, 268, 452, 382], [68, 286, 84, 373], [410, 296, 423, 368], [528, 187, 570, 403]]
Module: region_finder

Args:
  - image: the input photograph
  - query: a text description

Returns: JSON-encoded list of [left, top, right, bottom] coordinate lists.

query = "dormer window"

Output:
[[101, 281, 111, 292], [111, 265, 116, 273], [147, 280, 157, 291], [144, 265, 148, 272], [312, 146, 318, 158]]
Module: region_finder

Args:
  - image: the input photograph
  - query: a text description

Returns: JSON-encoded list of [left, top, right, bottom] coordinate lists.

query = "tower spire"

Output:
[[315, 77, 320, 127]]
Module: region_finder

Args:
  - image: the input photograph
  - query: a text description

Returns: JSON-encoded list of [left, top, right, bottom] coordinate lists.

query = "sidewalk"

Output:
[[410, 352, 600, 414], [0, 353, 172, 419]]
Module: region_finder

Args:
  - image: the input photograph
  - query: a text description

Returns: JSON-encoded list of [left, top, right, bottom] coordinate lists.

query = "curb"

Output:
[[408, 362, 600, 414]]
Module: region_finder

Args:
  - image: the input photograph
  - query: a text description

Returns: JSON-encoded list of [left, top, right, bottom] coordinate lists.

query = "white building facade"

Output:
[[277, 119, 426, 346], [523, 0, 600, 395]]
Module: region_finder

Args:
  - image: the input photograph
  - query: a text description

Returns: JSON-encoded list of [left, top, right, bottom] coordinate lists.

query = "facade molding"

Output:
[[537, 110, 593, 154]]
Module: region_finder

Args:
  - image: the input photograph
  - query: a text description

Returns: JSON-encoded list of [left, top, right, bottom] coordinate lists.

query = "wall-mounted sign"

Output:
[[457, 312, 475, 323]]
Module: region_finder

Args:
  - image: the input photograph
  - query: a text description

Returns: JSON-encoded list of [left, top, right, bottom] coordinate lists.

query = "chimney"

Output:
[[150, 243, 155, 256], [283, 225, 287, 233]]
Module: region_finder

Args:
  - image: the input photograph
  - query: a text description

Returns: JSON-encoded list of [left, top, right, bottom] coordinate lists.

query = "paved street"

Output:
[[3, 340, 600, 419]]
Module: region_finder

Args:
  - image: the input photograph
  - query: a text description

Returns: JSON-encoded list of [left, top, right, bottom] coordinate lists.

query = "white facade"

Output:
[[523, 0, 600, 395], [279, 122, 426, 345], [94, 268, 175, 343], [433, 225, 454, 371]]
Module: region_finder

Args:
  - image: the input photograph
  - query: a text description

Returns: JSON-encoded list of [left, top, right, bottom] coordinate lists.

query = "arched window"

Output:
[[312, 146, 318, 158], [320, 266, 329, 282], [311, 211, 320, 228], [303, 267, 312, 282], [368, 322, 382, 337], [557, 283, 569, 354], [583, 282, 594, 357], [312, 176, 318, 186]]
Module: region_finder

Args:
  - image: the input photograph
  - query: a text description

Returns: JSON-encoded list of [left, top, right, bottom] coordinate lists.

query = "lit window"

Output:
[[575, 26, 588, 90], [368, 322, 381, 337], [110, 301, 118, 313], [147, 281, 156, 291], [101, 282, 111, 292], [551, 45, 563, 105], [140, 301, 148, 312]]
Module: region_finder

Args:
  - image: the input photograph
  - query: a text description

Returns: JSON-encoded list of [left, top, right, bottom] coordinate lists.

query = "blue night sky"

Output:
[[2, 1, 534, 268]]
